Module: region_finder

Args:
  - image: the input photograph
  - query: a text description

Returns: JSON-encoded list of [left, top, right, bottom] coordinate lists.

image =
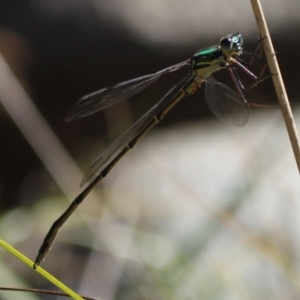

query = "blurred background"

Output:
[[0, 0, 300, 299]]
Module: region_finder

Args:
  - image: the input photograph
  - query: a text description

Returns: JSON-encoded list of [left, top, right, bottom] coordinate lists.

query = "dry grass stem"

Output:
[[250, 0, 300, 174]]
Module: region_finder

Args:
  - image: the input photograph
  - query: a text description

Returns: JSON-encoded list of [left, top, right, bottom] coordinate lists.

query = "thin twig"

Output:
[[0, 287, 101, 300], [250, 0, 300, 174], [0, 54, 83, 198], [0, 53, 105, 263]]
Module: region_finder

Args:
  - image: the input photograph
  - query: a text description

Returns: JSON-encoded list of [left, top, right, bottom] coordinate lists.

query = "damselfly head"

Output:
[[219, 33, 243, 54]]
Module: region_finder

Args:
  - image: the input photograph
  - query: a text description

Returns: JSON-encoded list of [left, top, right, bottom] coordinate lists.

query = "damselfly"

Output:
[[34, 33, 274, 268]]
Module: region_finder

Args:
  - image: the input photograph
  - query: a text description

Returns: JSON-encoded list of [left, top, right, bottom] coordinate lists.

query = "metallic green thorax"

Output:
[[181, 33, 244, 95], [192, 46, 226, 80]]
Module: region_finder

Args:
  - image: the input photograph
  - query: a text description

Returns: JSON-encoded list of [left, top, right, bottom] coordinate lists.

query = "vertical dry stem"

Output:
[[250, 0, 300, 174]]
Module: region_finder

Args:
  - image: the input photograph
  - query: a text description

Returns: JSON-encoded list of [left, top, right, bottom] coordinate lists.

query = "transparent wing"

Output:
[[205, 76, 250, 126], [80, 73, 191, 186], [66, 60, 190, 121]]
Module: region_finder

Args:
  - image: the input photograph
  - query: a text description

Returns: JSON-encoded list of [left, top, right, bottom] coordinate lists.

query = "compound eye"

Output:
[[220, 37, 233, 52]]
